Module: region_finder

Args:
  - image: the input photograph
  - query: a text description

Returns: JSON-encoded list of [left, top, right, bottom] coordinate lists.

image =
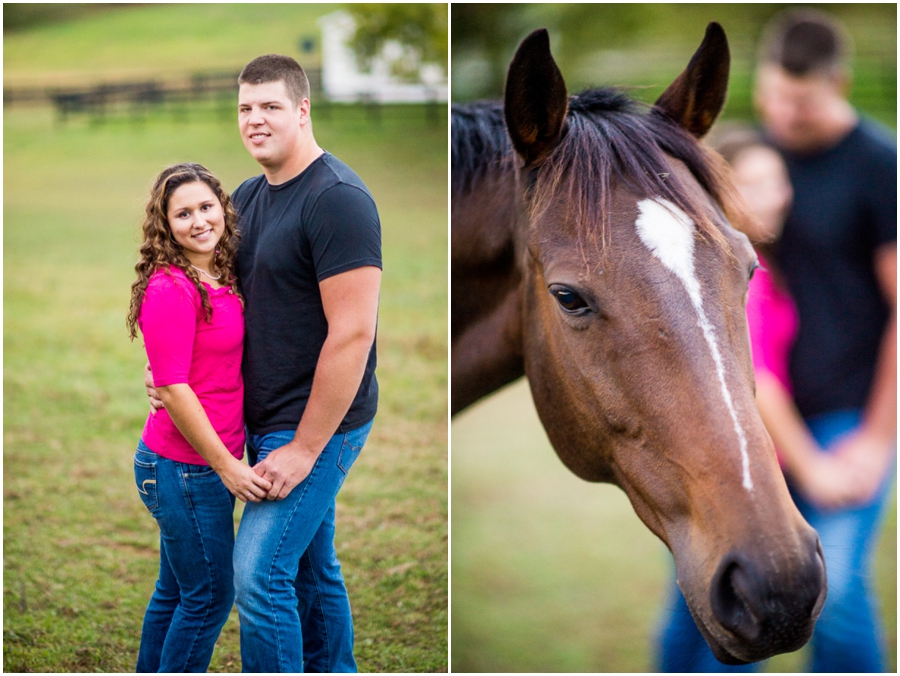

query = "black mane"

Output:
[[451, 100, 512, 196], [452, 86, 736, 241]]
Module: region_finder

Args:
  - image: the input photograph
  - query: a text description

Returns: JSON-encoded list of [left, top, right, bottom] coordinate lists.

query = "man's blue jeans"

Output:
[[234, 420, 371, 673], [134, 440, 236, 673], [656, 409, 894, 672]]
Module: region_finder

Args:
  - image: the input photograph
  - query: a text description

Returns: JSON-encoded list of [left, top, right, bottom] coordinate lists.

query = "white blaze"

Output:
[[635, 198, 753, 491]]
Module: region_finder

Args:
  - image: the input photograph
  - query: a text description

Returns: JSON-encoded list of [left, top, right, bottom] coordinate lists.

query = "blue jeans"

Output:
[[134, 440, 236, 673], [234, 420, 371, 673], [656, 409, 894, 672]]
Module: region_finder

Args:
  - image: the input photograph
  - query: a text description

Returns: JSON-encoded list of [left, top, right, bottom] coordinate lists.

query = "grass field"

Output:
[[3, 4, 338, 87], [3, 91, 447, 676], [451, 381, 897, 672]]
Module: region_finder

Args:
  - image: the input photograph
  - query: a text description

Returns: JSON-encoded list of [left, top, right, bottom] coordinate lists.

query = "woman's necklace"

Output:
[[191, 264, 222, 281]]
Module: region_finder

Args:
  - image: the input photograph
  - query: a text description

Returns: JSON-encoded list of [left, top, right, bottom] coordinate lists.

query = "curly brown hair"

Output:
[[127, 163, 241, 340]]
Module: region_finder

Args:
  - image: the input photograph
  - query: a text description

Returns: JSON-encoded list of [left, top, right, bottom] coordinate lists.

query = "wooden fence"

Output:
[[3, 68, 321, 124]]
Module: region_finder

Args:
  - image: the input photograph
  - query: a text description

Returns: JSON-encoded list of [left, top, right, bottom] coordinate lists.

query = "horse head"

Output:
[[502, 24, 826, 664]]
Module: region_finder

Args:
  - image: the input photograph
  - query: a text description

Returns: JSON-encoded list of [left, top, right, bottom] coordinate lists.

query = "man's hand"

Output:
[[145, 363, 165, 415], [253, 440, 320, 500]]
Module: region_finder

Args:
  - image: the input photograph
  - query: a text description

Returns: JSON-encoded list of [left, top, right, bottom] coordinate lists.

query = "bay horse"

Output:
[[451, 24, 826, 665]]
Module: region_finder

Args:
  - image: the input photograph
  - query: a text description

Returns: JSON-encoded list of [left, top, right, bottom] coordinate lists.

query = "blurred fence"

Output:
[[3, 69, 316, 124], [3, 66, 445, 127], [452, 35, 896, 129]]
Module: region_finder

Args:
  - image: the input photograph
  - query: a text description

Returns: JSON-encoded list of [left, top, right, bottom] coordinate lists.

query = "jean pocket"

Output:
[[134, 451, 159, 513], [337, 426, 370, 475]]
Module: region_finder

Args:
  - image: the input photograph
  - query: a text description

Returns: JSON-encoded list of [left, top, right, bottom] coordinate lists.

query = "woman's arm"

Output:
[[756, 372, 857, 509], [157, 383, 271, 502]]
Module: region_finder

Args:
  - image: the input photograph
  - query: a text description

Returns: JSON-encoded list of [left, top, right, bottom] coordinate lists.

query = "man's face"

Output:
[[238, 80, 305, 170], [754, 64, 845, 153]]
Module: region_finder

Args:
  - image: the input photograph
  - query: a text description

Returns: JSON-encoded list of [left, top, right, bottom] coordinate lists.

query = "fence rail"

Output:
[[3, 68, 324, 123]]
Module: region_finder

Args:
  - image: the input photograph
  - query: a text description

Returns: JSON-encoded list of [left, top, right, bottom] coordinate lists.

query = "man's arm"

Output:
[[254, 265, 381, 500], [834, 243, 897, 502]]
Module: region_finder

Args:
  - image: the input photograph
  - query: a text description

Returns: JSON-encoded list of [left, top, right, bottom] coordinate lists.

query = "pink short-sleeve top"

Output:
[[746, 255, 798, 394], [139, 266, 245, 464]]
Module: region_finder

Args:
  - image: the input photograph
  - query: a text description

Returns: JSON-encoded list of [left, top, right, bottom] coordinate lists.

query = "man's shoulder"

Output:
[[314, 153, 374, 200], [231, 173, 267, 206], [851, 118, 896, 162]]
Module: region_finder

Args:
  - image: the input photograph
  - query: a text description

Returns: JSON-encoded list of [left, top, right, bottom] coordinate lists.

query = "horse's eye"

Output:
[[549, 285, 590, 315]]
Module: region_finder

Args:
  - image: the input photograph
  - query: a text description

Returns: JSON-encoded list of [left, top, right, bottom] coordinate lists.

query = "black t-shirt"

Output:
[[233, 152, 382, 436], [774, 120, 896, 419]]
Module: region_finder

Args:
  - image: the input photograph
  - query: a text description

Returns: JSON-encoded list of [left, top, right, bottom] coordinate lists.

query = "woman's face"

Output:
[[166, 181, 225, 266], [731, 146, 793, 243]]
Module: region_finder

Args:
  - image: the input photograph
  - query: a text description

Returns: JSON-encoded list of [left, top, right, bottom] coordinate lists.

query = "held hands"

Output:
[[792, 452, 862, 510], [219, 456, 273, 503], [793, 428, 894, 510], [252, 439, 320, 501], [830, 427, 895, 506]]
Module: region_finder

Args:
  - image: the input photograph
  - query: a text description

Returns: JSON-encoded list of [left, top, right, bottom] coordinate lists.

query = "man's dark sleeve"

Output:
[[306, 183, 383, 282]]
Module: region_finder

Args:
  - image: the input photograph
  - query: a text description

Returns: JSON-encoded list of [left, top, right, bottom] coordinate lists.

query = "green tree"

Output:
[[343, 3, 447, 79]]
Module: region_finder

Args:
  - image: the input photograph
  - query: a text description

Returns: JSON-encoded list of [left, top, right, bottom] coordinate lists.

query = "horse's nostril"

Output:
[[710, 557, 762, 642], [709, 542, 825, 657]]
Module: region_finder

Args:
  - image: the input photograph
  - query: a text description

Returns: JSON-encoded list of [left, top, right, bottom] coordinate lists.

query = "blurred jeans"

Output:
[[656, 409, 894, 673], [134, 439, 236, 673], [234, 420, 371, 673]]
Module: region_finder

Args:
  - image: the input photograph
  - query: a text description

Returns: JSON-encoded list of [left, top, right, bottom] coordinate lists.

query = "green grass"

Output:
[[4, 4, 340, 87], [3, 101, 447, 673], [451, 380, 897, 673]]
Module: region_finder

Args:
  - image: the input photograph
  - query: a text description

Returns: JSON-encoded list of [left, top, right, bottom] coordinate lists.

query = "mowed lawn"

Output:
[[3, 98, 448, 672], [451, 380, 897, 673]]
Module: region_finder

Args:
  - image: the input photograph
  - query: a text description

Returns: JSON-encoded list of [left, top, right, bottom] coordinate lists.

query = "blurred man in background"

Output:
[[753, 9, 896, 671]]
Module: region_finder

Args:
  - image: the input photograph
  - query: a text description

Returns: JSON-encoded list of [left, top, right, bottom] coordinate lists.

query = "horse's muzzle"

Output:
[[708, 533, 827, 664]]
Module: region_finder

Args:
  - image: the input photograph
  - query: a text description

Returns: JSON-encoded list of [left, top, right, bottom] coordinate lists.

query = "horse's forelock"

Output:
[[530, 87, 740, 250]]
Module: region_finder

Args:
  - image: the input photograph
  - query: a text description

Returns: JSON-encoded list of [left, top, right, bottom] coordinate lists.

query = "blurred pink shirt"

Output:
[[139, 266, 245, 464], [746, 254, 798, 393]]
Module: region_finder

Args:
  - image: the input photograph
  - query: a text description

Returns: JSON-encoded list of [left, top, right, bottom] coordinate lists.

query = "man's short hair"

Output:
[[238, 54, 310, 106], [758, 8, 851, 77]]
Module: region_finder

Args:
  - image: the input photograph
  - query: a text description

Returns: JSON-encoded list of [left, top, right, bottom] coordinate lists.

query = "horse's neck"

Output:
[[451, 169, 525, 414], [451, 171, 520, 336]]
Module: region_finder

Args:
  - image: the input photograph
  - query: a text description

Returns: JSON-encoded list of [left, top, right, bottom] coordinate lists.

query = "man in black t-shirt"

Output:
[[224, 55, 381, 674], [229, 55, 381, 674]]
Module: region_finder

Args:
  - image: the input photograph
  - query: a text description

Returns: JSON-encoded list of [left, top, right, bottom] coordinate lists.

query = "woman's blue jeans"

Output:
[[656, 409, 894, 672], [233, 420, 371, 673], [134, 440, 236, 673]]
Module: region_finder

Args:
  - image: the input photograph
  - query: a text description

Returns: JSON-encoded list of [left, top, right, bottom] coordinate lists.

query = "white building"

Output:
[[318, 10, 447, 103]]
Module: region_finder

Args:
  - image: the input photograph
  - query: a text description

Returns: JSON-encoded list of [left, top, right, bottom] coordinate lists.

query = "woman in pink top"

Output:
[[715, 129, 856, 507], [126, 163, 271, 672]]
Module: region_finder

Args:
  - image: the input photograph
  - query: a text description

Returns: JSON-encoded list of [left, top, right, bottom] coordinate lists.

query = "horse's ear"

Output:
[[504, 28, 568, 166], [654, 22, 730, 138]]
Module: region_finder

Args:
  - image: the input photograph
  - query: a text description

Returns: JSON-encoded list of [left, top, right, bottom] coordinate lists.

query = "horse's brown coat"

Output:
[[451, 23, 826, 664]]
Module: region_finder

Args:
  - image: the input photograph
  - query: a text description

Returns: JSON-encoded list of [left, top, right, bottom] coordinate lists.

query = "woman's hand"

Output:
[[218, 457, 273, 503]]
